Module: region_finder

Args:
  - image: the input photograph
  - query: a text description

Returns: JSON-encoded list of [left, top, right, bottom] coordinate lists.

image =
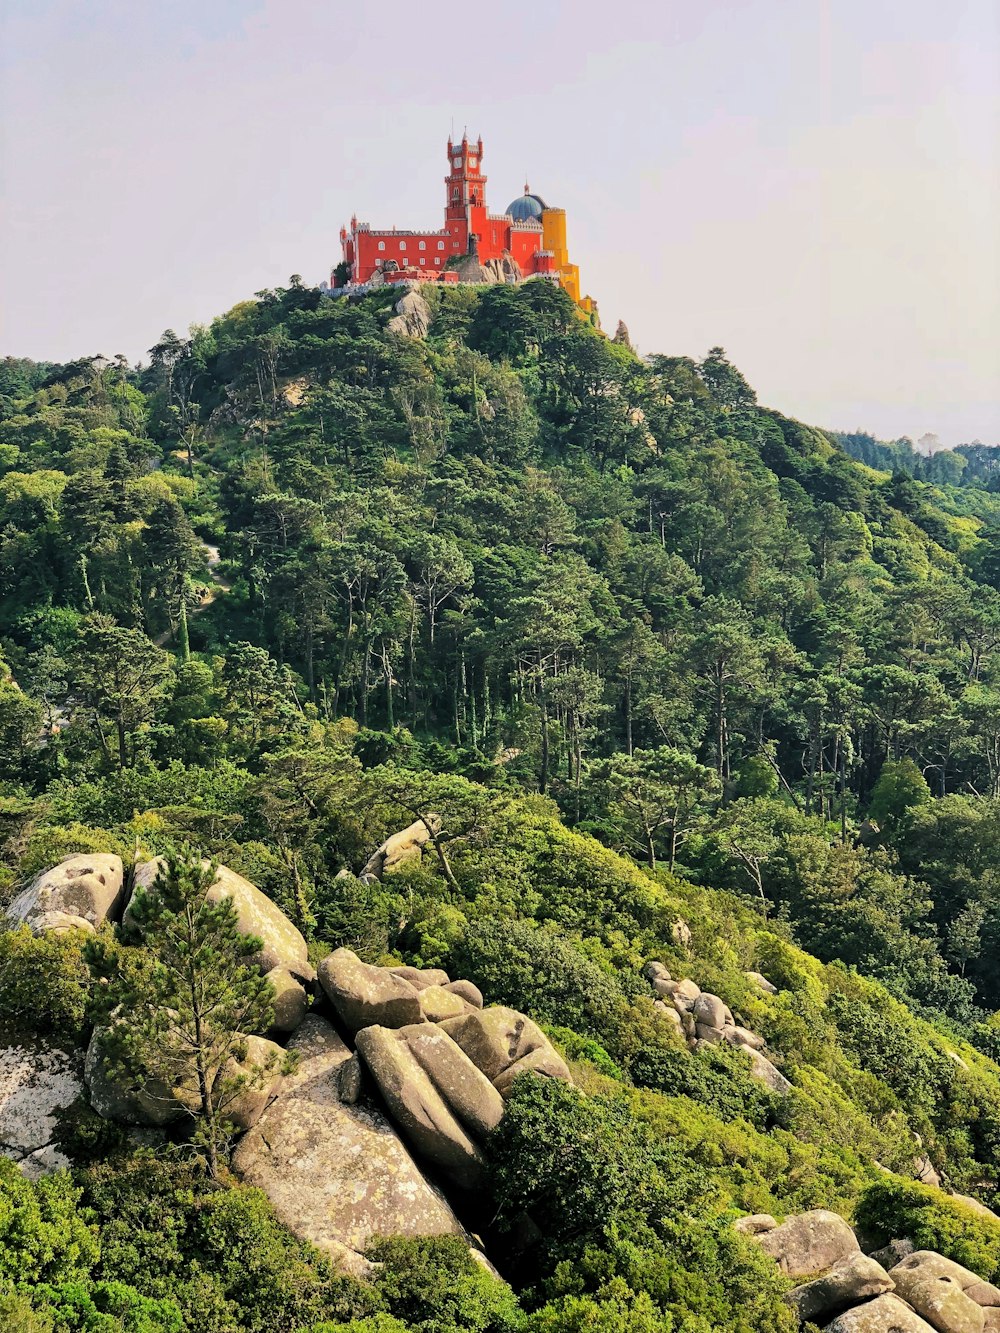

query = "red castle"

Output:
[[337, 133, 594, 313]]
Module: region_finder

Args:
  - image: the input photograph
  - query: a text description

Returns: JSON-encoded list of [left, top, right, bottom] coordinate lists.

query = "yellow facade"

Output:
[[540, 206, 593, 316], [540, 208, 580, 303]]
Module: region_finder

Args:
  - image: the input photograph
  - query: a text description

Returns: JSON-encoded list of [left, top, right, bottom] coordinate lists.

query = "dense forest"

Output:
[[5, 279, 1000, 1331]]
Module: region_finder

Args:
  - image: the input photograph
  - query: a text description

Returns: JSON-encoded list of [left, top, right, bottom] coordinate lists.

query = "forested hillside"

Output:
[[4, 279, 1000, 1332]]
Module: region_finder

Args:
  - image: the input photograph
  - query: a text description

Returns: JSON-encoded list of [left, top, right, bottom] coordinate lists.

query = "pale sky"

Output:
[[1, 0, 998, 446]]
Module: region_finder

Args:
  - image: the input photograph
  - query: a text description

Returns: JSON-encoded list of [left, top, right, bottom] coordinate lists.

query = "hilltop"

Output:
[[4, 279, 1000, 1331]]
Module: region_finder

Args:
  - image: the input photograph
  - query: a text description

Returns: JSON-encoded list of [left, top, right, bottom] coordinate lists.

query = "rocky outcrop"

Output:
[[824, 1294, 937, 1331], [892, 1266, 985, 1332], [214, 1034, 286, 1131], [126, 859, 314, 983], [439, 1006, 571, 1097], [6, 854, 124, 934], [232, 1016, 468, 1277], [733, 1213, 778, 1235], [355, 1024, 497, 1189], [319, 947, 425, 1033], [387, 290, 432, 338], [751, 1208, 861, 1278], [643, 962, 789, 1093], [361, 819, 438, 881], [84, 1026, 189, 1127], [786, 1253, 894, 1323], [0, 1041, 82, 1177], [889, 1252, 995, 1331], [748, 1213, 1000, 1331], [265, 966, 310, 1034], [745, 970, 778, 994]]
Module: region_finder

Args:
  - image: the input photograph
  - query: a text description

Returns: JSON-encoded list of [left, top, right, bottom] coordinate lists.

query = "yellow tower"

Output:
[[541, 207, 581, 305]]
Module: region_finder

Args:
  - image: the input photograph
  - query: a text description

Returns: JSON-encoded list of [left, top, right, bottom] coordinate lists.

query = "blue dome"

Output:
[[506, 191, 547, 221]]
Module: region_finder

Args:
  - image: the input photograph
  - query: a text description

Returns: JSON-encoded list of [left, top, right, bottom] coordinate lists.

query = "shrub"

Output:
[[368, 1236, 525, 1333], [0, 925, 93, 1042], [0, 1161, 98, 1286], [855, 1177, 1000, 1280]]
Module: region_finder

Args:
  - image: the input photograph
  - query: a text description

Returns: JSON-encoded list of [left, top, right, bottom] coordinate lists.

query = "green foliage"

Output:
[[368, 1237, 524, 1333], [87, 848, 279, 1175], [855, 1178, 1000, 1280], [13, 282, 1000, 1331], [0, 926, 92, 1042], [868, 758, 932, 830], [0, 1161, 97, 1285]]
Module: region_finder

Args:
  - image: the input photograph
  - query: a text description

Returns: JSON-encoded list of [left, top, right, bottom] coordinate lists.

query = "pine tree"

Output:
[[87, 848, 281, 1178]]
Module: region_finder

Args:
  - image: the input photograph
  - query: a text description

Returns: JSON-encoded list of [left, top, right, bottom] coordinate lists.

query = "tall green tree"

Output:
[[87, 849, 281, 1179]]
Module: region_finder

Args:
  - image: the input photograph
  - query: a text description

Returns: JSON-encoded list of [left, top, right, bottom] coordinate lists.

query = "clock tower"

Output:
[[445, 133, 488, 254]]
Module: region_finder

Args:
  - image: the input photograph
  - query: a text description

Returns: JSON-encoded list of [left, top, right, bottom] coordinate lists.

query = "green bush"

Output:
[[855, 1177, 1000, 1280], [368, 1236, 525, 1333], [0, 1161, 98, 1285], [0, 925, 93, 1041]]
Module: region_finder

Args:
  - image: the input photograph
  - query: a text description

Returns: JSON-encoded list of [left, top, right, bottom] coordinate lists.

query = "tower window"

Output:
[[378, 241, 385, 251], [434, 257, 441, 265], [437, 240, 445, 250], [419, 240, 426, 250], [399, 241, 406, 251]]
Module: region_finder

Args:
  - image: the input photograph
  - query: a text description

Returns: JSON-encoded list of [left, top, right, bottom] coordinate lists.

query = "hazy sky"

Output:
[[2, 0, 998, 446]]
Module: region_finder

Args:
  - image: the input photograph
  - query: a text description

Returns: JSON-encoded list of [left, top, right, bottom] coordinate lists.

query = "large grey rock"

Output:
[[722, 1025, 766, 1051], [215, 1035, 286, 1132], [400, 1023, 505, 1141], [787, 1253, 894, 1322], [892, 1252, 999, 1303], [734, 1213, 777, 1235], [693, 992, 731, 1028], [389, 965, 451, 991], [7, 854, 124, 933], [671, 978, 701, 1011], [84, 1025, 195, 1128], [754, 1209, 861, 1278], [746, 1048, 792, 1094], [440, 1006, 570, 1097], [643, 961, 671, 982], [127, 859, 314, 982], [418, 985, 467, 1023], [265, 966, 309, 1034], [354, 1024, 486, 1189], [871, 1240, 915, 1270], [744, 970, 778, 994], [652, 977, 680, 998], [233, 1016, 466, 1277], [952, 1195, 1000, 1223], [824, 1293, 939, 1331], [914, 1153, 941, 1188], [387, 290, 432, 338], [318, 948, 424, 1033], [0, 1041, 82, 1176], [361, 818, 438, 879], [444, 980, 483, 1009], [891, 1262, 985, 1332]]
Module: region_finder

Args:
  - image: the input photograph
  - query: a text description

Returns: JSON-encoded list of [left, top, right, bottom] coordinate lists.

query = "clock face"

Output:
[[453, 156, 461, 168], [469, 157, 477, 169]]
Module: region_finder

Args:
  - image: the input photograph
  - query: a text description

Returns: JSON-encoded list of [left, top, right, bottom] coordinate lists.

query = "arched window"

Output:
[[419, 240, 426, 250], [437, 240, 445, 250], [399, 241, 406, 251], [378, 241, 385, 251]]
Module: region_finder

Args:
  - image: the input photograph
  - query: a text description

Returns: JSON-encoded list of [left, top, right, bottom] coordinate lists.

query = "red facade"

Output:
[[338, 135, 552, 287]]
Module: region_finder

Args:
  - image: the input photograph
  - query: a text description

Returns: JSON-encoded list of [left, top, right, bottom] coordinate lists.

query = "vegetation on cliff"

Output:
[[4, 281, 1000, 1329]]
